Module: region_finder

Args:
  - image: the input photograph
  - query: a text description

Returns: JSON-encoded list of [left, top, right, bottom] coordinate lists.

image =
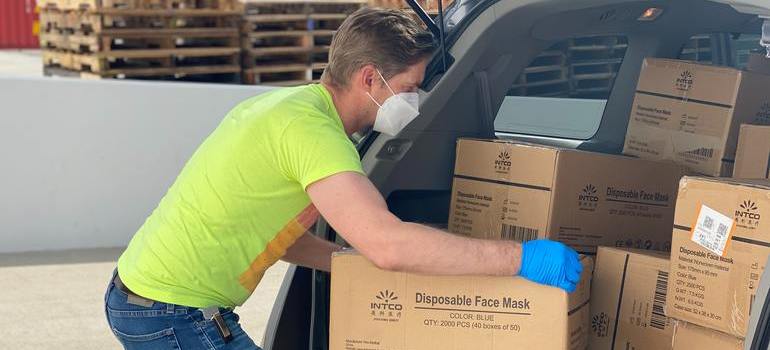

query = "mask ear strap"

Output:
[[366, 92, 382, 108], [376, 69, 396, 97]]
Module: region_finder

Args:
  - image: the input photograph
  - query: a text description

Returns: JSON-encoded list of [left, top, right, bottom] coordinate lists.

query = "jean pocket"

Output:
[[112, 327, 180, 349], [194, 312, 254, 349]]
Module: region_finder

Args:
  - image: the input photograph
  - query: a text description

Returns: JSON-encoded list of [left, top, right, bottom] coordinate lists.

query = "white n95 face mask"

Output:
[[366, 70, 420, 136]]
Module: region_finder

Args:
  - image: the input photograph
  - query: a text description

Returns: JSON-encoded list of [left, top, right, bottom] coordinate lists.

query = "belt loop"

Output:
[[166, 303, 174, 315]]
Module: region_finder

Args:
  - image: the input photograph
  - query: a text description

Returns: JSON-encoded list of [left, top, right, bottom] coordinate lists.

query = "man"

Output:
[[104, 8, 582, 350]]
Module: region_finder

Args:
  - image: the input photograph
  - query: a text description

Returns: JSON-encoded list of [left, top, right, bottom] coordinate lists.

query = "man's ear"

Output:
[[358, 64, 377, 92]]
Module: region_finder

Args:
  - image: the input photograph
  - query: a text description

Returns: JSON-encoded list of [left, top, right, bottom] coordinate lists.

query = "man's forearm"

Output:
[[375, 222, 522, 277], [281, 232, 342, 272]]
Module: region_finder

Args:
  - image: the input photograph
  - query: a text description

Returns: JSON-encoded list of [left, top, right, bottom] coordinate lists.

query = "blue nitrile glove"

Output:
[[519, 240, 583, 293]]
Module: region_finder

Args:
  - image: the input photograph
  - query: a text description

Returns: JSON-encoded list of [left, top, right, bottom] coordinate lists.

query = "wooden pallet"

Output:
[[368, 0, 451, 11], [242, 0, 364, 15], [242, 64, 313, 85], [527, 50, 567, 67], [514, 65, 567, 85], [62, 47, 239, 75], [238, 0, 361, 85], [242, 30, 333, 67], [242, 13, 349, 32], [40, 11, 68, 33], [568, 36, 628, 62], [65, 28, 239, 53], [45, 64, 241, 81], [41, 9, 240, 34], [40, 0, 239, 11], [42, 50, 75, 68], [569, 58, 622, 77], [40, 32, 70, 50], [679, 35, 713, 63], [571, 73, 617, 97], [508, 79, 570, 97]]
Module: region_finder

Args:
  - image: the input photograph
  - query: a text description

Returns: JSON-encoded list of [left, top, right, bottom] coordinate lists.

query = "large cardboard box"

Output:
[[734, 124, 770, 179], [329, 252, 593, 350], [589, 247, 674, 350], [667, 177, 770, 338], [448, 138, 683, 253], [622, 58, 770, 176], [671, 320, 744, 350]]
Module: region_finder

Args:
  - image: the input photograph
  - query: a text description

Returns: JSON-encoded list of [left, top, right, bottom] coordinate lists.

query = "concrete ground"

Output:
[[0, 49, 43, 77], [0, 50, 289, 349], [0, 248, 289, 349]]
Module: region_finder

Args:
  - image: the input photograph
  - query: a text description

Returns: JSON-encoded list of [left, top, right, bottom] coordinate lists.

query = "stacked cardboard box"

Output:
[[618, 56, 770, 348], [665, 177, 770, 345], [734, 124, 770, 179], [447, 138, 683, 253], [330, 57, 770, 349], [671, 320, 744, 350], [588, 247, 675, 350], [622, 58, 770, 176], [330, 252, 593, 350], [329, 138, 688, 350]]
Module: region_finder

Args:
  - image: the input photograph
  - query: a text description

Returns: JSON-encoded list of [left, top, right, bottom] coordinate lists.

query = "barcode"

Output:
[[750, 293, 757, 316], [716, 223, 728, 239], [500, 224, 539, 242], [680, 148, 715, 159], [704, 216, 714, 230], [651, 270, 669, 330]]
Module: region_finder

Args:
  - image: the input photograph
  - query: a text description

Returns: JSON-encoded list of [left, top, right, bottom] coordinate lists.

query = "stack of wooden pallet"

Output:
[[508, 35, 628, 98], [567, 35, 627, 98], [367, 0, 451, 14], [240, 0, 364, 86], [508, 48, 569, 97], [39, 0, 242, 82]]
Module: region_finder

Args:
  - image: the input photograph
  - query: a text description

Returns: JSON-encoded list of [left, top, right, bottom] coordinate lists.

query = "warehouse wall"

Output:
[[0, 77, 273, 253]]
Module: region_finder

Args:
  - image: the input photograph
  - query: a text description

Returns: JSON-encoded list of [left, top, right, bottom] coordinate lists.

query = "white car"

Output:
[[262, 1, 770, 349]]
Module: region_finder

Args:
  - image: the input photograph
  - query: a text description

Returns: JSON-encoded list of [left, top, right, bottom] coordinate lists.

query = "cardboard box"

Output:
[[747, 52, 770, 76], [622, 58, 770, 176], [734, 124, 770, 179], [329, 252, 593, 350], [448, 138, 683, 253], [671, 320, 744, 350], [667, 176, 770, 338], [589, 247, 674, 350]]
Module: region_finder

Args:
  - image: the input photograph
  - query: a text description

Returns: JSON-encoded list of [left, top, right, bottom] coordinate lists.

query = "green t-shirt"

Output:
[[117, 84, 363, 308]]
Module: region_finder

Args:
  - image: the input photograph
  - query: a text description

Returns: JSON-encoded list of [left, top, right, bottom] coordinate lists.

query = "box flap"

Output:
[[454, 138, 558, 190]]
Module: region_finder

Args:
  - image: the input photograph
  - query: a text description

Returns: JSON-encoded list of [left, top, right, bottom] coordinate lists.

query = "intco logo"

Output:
[[592, 312, 610, 338], [735, 200, 761, 228], [494, 150, 512, 172], [578, 184, 599, 210], [675, 70, 694, 91], [370, 290, 403, 320]]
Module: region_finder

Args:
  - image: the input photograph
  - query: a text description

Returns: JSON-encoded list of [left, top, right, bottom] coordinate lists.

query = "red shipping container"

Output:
[[0, 0, 39, 48]]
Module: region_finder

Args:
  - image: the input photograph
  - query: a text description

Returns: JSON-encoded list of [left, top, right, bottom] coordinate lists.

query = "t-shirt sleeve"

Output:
[[279, 116, 365, 190]]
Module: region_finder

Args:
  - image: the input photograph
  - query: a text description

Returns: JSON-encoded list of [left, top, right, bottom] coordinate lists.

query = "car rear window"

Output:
[[494, 35, 627, 140]]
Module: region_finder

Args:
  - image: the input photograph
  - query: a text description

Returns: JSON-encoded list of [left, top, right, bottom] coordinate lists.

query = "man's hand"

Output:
[[519, 240, 583, 292]]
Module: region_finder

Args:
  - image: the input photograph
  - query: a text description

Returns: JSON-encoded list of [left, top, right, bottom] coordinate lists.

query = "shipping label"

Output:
[[691, 205, 735, 256]]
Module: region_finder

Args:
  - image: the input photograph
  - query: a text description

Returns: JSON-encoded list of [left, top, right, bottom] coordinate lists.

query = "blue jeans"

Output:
[[104, 272, 261, 350]]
